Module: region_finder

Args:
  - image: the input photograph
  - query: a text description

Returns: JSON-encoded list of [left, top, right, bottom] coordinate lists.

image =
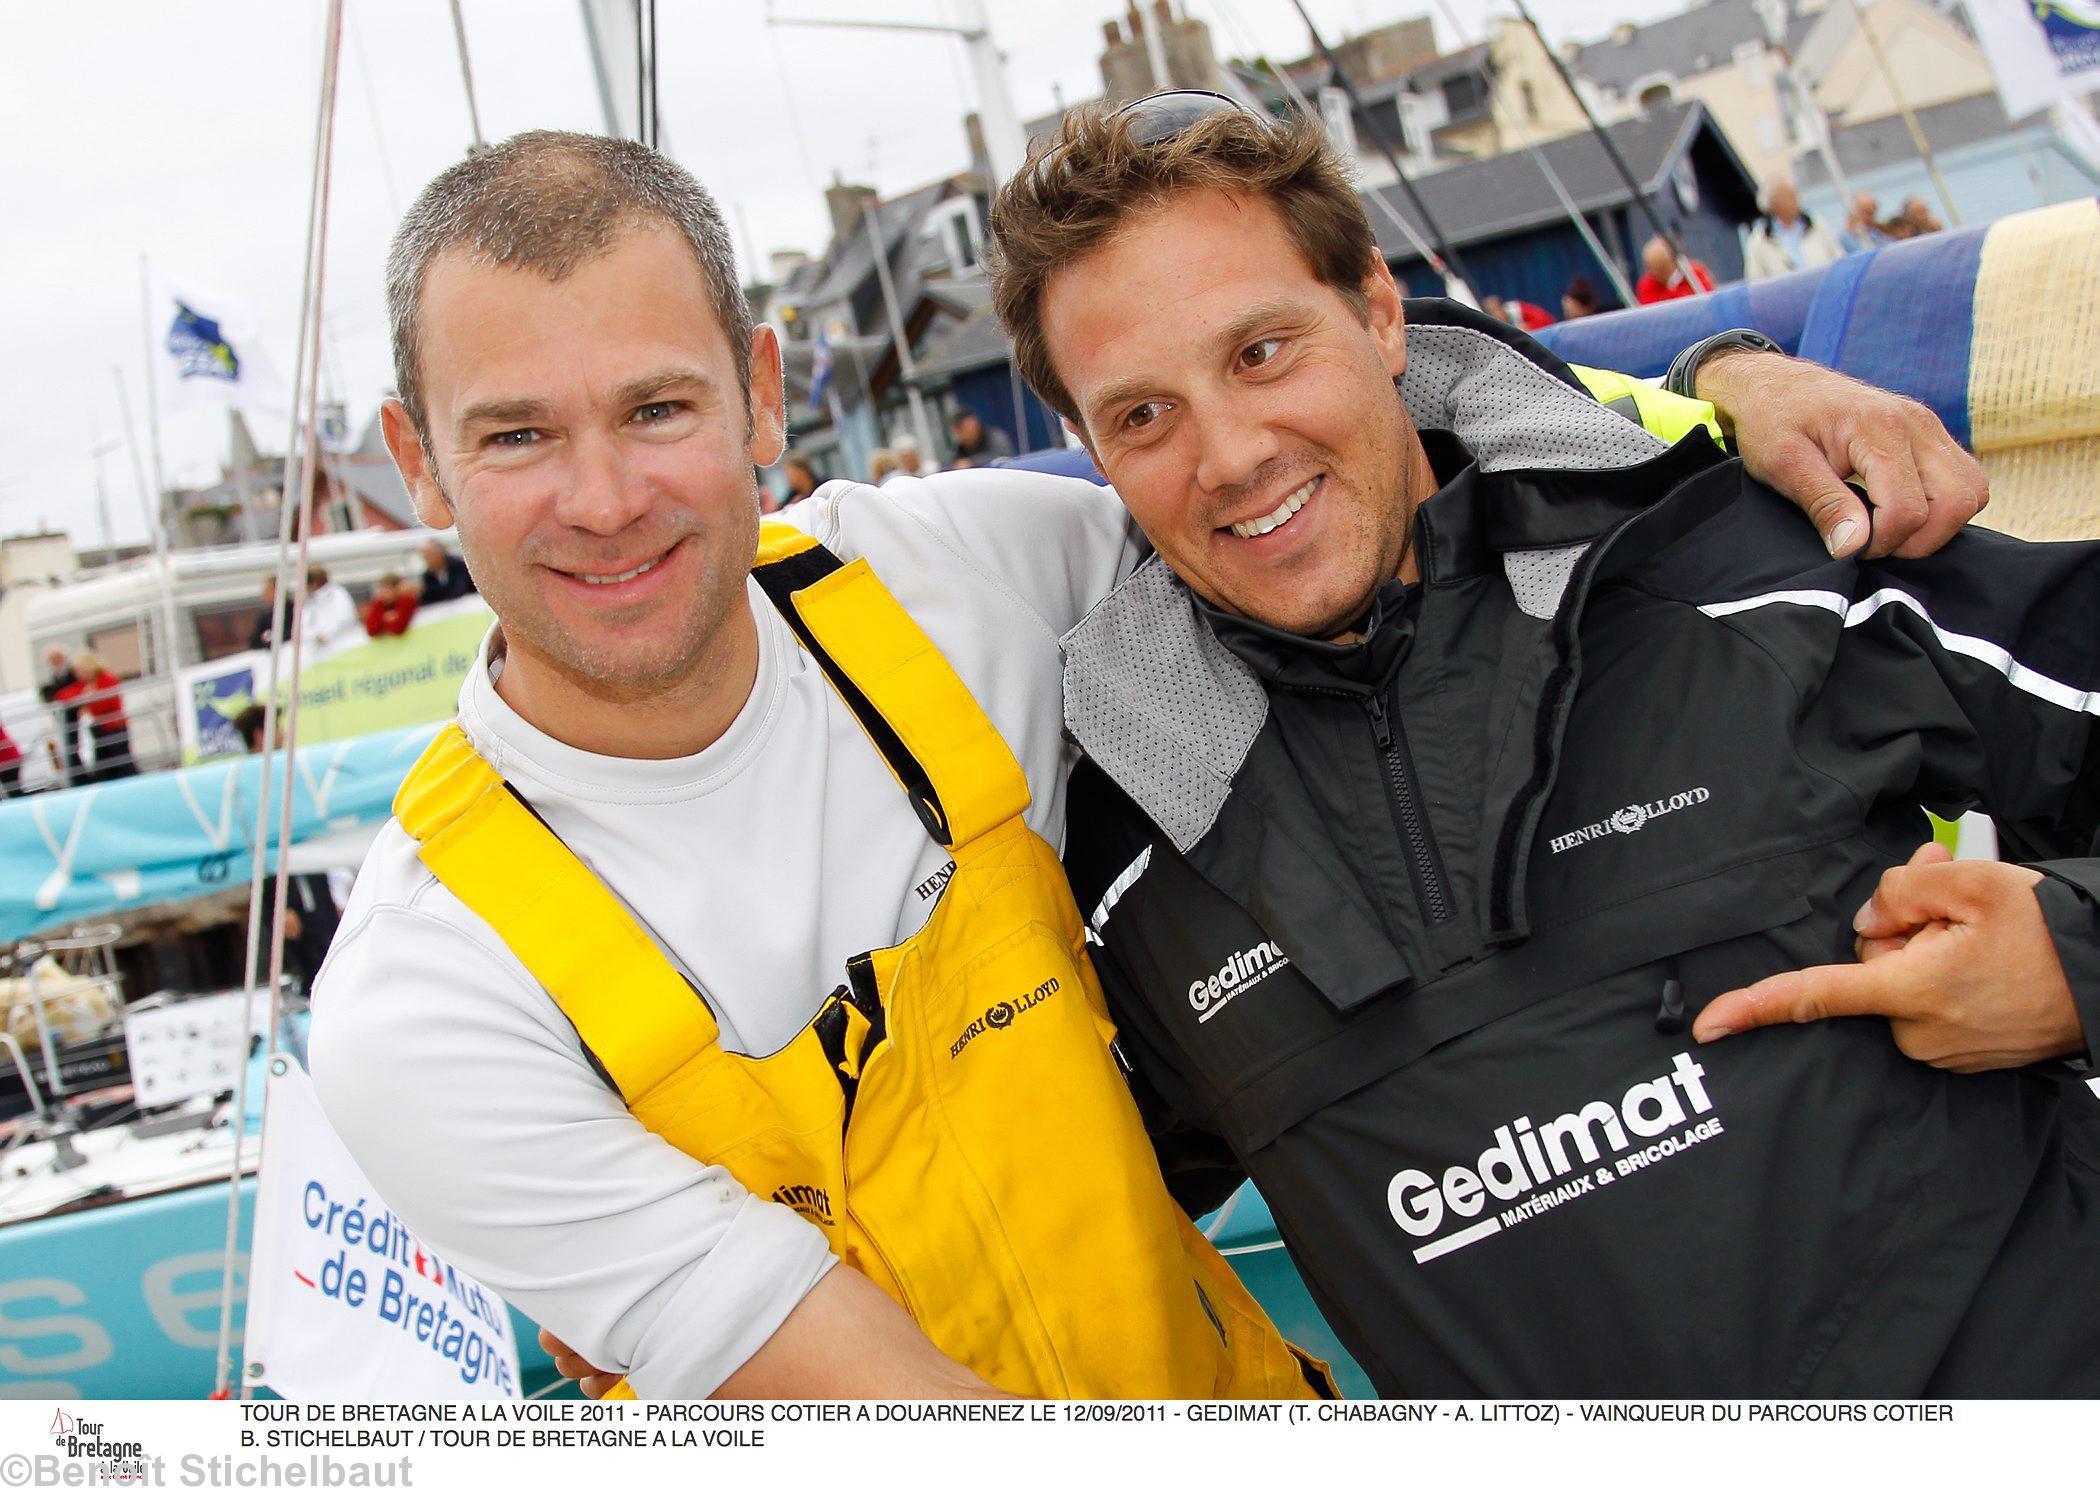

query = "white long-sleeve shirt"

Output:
[[308, 469, 1140, 1398]]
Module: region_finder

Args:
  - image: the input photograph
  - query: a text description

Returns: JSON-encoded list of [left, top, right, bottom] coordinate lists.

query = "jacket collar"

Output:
[[1062, 308, 1689, 858]]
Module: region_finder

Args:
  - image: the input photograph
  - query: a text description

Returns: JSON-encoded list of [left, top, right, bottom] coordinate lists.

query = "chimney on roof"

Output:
[[1103, 18, 1121, 46], [824, 178, 879, 243], [1613, 21, 1637, 44], [1100, 0, 1222, 101]]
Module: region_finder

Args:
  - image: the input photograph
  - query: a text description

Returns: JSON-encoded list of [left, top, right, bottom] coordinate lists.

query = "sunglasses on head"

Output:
[[1028, 89, 1270, 191]]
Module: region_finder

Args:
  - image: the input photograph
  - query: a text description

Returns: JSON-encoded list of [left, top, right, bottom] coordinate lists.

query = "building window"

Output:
[[928, 197, 982, 275], [1520, 79, 1538, 120], [1441, 71, 1486, 118]]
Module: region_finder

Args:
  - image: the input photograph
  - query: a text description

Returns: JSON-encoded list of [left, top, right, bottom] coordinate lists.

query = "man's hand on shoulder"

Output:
[[1693, 843, 2088, 1072], [1694, 351, 1988, 562]]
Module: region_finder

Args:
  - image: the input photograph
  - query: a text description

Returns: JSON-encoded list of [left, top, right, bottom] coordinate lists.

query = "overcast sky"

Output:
[[3, 0, 1686, 546]]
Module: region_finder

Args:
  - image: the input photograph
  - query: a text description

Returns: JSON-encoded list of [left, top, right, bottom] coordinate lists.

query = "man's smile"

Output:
[[544, 535, 689, 600], [1218, 474, 1328, 556]]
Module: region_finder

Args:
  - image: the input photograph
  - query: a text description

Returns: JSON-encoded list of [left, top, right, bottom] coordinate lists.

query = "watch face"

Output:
[[1673, 157, 1700, 214]]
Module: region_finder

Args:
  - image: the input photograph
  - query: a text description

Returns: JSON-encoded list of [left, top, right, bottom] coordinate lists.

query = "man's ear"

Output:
[[381, 398, 455, 529], [746, 324, 787, 468], [1362, 255, 1408, 380]]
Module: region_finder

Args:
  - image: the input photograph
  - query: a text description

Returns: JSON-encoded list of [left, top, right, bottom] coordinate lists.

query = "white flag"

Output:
[[147, 270, 291, 418], [244, 1062, 523, 1399], [1967, 0, 2100, 118]]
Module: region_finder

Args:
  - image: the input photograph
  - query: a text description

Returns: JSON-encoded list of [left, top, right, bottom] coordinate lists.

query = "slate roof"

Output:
[[1362, 100, 1759, 262], [329, 457, 416, 528], [1572, 0, 1816, 94], [1795, 90, 2026, 187], [798, 176, 970, 312], [908, 299, 1015, 386], [780, 331, 889, 418]]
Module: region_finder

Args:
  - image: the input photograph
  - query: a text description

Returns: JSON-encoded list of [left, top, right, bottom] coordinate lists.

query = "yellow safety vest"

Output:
[[1570, 365, 1723, 445], [393, 523, 1328, 1400]]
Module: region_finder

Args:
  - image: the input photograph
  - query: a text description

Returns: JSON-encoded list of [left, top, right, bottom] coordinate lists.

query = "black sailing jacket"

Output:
[[1061, 304, 2100, 1397]]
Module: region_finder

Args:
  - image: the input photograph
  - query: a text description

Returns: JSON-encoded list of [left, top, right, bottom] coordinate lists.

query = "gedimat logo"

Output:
[[1387, 1052, 1724, 1264], [1189, 940, 1289, 1023]]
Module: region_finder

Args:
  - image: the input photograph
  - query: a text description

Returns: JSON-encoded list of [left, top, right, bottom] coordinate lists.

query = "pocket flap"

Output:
[[1215, 850, 1815, 1154]]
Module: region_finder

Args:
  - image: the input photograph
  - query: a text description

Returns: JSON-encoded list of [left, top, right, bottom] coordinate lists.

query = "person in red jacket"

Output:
[[0, 720, 22, 796], [362, 572, 421, 637], [1634, 235, 1715, 304], [1482, 293, 1556, 331], [57, 650, 134, 783]]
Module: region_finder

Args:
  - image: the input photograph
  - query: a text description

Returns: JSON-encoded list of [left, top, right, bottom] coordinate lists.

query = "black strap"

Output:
[[751, 541, 954, 847]]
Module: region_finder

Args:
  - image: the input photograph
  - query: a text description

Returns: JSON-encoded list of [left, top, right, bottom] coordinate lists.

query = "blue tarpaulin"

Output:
[[0, 723, 438, 944]]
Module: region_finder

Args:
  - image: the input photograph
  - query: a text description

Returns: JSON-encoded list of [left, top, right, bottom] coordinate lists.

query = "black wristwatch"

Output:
[[1663, 328, 1783, 400]]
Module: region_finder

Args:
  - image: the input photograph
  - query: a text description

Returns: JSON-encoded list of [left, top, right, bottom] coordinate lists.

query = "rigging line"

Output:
[[647, 0, 661, 150], [1285, 0, 1478, 298], [1508, 0, 1708, 297], [634, 0, 646, 144], [345, 8, 403, 216], [1213, 0, 1446, 273], [448, 0, 486, 151], [1844, 0, 1960, 225], [761, 6, 825, 227], [1226, 0, 1453, 273], [212, 0, 347, 1404], [1421, 0, 1637, 307]]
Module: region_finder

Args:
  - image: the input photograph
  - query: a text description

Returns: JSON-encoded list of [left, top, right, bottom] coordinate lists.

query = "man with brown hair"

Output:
[[1009, 96, 2100, 1394]]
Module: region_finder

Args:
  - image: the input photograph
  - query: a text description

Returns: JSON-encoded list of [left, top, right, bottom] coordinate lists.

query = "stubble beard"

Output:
[[452, 478, 762, 708]]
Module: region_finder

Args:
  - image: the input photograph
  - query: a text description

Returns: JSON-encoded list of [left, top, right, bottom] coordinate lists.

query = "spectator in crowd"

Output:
[[1840, 190, 1890, 254], [948, 408, 1015, 469], [1560, 274, 1601, 320], [781, 455, 823, 506], [867, 446, 899, 484], [0, 720, 22, 797], [1898, 195, 1943, 238], [37, 644, 78, 787], [301, 564, 361, 649], [249, 576, 292, 652], [362, 572, 421, 637], [59, 650, 134, 784], [1634, 235, 1714, 304], [1742, 180, 1845, 280], [418, 538, 477, 605], [890, 434, 925, 479], [1481, 293, 1556, 331], [234, 703, 344, 987]]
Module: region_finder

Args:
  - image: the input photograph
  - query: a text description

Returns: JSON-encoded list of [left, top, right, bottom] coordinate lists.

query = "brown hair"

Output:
[[988, 104, 1378, 426]]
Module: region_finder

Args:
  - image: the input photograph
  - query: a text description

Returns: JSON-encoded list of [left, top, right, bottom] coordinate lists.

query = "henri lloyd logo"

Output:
[[1549, 786, 1712, 855], [1387, 1053, 1725, 1264], [949, 977, 1059, 1059], [1189, 940, 1289, 1023]]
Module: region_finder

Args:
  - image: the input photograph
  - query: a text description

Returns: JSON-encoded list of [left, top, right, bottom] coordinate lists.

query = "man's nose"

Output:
[[556, 431, 652, 534], [1188, 394, 1282, 498]]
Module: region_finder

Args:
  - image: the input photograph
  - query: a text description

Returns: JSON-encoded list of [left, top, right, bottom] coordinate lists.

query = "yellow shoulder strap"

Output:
[[394, 723, 719, 1103], [753, 520, 1029, 848]]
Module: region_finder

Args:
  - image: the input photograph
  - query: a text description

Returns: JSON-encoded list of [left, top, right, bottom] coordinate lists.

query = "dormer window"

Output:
[[929, 197, 983, 275]]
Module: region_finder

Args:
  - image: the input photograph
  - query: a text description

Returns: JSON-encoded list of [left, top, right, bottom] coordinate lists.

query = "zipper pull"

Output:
[[1366, 692, 1394, 749], [1654, 974, 1687, 1035]]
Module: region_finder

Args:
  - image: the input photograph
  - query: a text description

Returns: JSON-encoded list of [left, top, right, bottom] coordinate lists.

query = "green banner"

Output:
[[180, 599, 490, 762]]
